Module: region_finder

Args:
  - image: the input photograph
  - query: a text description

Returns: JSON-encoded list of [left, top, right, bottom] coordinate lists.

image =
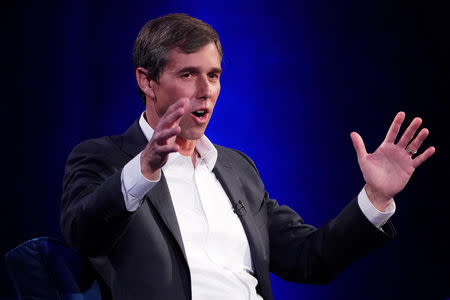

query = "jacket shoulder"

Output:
[[70, 135, 121, 156], [214, 144, 260, 174], [64, 135, 128, 188]]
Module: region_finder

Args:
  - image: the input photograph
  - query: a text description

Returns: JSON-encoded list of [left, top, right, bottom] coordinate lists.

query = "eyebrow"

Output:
[[177, 66, 222, 74]]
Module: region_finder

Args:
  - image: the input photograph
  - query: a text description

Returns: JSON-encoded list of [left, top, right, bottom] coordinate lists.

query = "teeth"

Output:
[[192, 110, 206, 118]]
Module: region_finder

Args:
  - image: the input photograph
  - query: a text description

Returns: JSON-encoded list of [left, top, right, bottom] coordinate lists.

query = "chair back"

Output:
[[5, 237, 101, 300]]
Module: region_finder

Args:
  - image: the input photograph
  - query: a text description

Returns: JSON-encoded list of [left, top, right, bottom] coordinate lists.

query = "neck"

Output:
[[176, 136, 196, 156], [176, 137, 197, 167]]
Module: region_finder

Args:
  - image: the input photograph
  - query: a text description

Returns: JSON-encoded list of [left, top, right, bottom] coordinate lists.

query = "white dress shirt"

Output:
[[120, 112, 395, 299]]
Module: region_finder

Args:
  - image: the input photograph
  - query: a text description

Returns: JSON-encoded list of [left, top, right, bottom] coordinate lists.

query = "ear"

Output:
[[136, 67, 156, 100]]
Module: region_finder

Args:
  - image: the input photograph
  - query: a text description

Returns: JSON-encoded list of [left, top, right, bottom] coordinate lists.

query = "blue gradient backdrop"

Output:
[[1, 1, 449, 299]]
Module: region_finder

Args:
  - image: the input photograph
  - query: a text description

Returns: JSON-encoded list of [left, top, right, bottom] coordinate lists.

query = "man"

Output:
[[60, 13, 435, 300]]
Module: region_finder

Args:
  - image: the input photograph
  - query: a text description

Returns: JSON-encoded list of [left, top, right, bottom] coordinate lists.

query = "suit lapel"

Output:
[[145, 174, 187, 261], [120, 119, 187, 261], [213, 157, 267, 277], [120, 119, 149, 158]]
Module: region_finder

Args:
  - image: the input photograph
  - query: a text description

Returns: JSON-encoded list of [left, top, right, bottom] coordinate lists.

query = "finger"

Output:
[[157, 144, 180, 154], [171, 97, 189, 111], [412, 146, 435, 168], [384, 111, 406, 144], [173, 98, 190, 127], [405, 128, 429, 154], [157, 98, 189, 130], [164, 97, 187, 116], [397, 117, 422, 148], [155, 126, 181, 145], [157, 107, 184, 131], [350, 132, 368, 161]]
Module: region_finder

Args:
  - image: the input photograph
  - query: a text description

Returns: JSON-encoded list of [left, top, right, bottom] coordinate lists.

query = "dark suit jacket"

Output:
[[60, 119, 395, 300]]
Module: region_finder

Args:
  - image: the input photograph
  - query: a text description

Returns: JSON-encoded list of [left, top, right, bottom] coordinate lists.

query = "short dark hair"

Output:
[[133, 13, 223, 102]]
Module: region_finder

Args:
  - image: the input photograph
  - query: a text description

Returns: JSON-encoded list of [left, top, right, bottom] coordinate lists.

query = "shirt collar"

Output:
[[138, 111, 217, 171]]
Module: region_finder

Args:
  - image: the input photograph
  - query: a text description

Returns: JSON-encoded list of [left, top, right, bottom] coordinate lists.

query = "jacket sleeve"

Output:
[[233, 149, 395, 284], [60, 138, 134, 256], [266, 194, 395, 284]]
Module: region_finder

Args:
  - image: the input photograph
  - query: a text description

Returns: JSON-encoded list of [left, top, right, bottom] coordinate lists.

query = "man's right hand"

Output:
[[140, 98, 188, 180]]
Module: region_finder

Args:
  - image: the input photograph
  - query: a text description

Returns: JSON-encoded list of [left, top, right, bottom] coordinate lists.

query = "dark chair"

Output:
[[5, 237, 101, 300]]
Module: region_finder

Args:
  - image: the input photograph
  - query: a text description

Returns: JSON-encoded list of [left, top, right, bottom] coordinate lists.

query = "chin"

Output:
[[180, 129, 206, 141]]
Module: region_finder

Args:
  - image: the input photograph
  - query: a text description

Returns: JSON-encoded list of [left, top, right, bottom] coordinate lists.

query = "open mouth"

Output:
[[192, 110, 207, 118], [191, 109, 209, 124]]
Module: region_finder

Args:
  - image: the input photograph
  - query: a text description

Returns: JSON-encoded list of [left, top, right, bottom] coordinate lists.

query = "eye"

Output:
[[208, 72, 219, 79], [181, 73, 192, 78]]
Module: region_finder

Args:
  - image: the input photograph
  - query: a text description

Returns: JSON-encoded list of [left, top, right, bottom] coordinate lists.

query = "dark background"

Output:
[[1, 0, 449, 299]]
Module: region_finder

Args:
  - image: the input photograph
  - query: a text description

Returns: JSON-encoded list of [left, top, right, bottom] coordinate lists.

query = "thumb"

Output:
[[350, 132, 367, 161]]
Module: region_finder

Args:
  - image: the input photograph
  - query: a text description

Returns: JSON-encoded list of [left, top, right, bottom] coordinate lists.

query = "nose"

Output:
[[196, 75, 213, 100]]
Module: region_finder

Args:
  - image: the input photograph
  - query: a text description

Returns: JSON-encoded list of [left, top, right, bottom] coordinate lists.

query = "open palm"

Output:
[[351, 112, 435, 207]]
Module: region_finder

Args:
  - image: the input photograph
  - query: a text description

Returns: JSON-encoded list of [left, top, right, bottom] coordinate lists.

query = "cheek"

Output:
[[214, 82, 221, 94], [171, 81, 197, 99], [211, 85, 220, 106], [215, 85, 221, 96], [156, 83, 195, 112]]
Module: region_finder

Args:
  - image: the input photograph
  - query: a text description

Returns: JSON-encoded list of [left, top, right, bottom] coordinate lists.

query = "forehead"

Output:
[[164, 42, 222, 71]]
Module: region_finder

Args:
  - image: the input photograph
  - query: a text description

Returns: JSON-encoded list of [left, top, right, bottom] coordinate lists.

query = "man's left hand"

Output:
[[350, 111, 435, 211]]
